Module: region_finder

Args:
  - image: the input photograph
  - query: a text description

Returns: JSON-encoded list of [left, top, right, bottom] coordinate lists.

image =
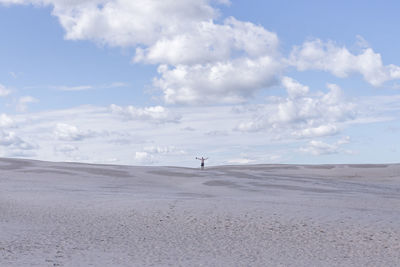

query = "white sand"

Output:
[[1, 158, 400, 266]]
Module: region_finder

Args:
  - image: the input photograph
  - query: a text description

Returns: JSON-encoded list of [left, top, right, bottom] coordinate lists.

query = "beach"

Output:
[[1, 158, 400, 266]]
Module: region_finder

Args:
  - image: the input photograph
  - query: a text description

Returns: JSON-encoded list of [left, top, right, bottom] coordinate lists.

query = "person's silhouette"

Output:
[[196, 157, 208, 169]]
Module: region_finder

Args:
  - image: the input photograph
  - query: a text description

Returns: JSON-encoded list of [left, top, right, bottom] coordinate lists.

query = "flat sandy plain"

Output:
[[1, 158, 400, 266]]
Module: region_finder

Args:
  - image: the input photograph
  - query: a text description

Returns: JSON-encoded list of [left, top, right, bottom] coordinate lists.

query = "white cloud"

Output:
[[16, 96, 38, 112], [143, 145, 185, 155], [4, 0, 222, 47], [293, 124, 338, 138], [0, 96, 394, 166], [0, 0, 26, 5], [3, 1, 400, 109], [2, 1, 400, 164], [355, 35, 369, 49], [0, 114, 15, 127], [106, 82, 128, 88], [55, 85, 93, 91], [52, 82, 128, 91], [281, 76, 309, 99], [1, 0, 282, 104], [227, 153, 281, 165], [54, 123, 93, 141], [300, 136, 351, 156], [110, 104, 181, 123], [134, 17, 279, 65], [0, 84, 11, 97], [0, 114, 34, 158], [227, 158, 255, 164], [135, 151, 154, 164], [4, 105, 238, 165], [337, 135, 351, 145], [155, 55, 281, 104], [236, 79, 356, 138], [0, 130, 35, 151], [290, 39, 400, 86], [300, 140, 339, 156], [148, 16, 282, 104], [135, 145, 186, 164]]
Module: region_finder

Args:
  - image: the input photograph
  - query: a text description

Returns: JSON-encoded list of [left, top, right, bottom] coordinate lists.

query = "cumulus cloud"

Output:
[[3, 1, 400, 107], [155, 55, 280, 104], [300, 140, 339, 155], [236, 79, 356, 139], [0, 114, 15, 128], [0, 130, 35, 150], [0, 0, 26, 4], [134, 17, 279, 65], [281, 76, 309, 99], [274, 84, 350, 126], [149, 16, 281, 104], [54, 123, 93, 141], [0, 0, 223, 46], [290, 39, 400, 86], [300, 136, 351, 156], [293, 124, 338, 138], [110, 104, 181, 123], [0, 0, 282, 104], [59, 0, 221, 47]]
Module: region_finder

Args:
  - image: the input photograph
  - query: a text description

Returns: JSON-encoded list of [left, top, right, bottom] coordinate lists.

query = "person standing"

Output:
[[196, 157, 208, 169]]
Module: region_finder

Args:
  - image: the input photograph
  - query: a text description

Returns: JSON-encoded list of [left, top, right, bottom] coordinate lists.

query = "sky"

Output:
[[1, 0, 400, 167]]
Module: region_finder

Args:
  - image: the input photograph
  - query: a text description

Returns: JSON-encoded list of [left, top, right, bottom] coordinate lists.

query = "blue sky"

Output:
[[0, 0, 400, 166]]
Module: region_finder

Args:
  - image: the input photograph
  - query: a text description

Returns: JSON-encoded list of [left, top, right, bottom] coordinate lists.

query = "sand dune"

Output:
[[1, 158, 400, 266]]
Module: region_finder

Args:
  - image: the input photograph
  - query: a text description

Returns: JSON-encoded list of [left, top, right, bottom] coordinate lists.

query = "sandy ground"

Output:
[[1, 158, 400, 266]]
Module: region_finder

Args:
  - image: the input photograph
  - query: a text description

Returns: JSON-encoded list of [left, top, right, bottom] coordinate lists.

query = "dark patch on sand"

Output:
[[203, 180, 243, 188], [248, 182, 340, 193], [56, 187, 90, 193], [212, 170, 265, 180], [0, 158, 33, 170], [256, 165, 300, 170], [214, 165, 300, 172], [148, 170, 202, 178], [348, 164, 388, 168], [50, 166, 132, 178], [303, 165, 336, 170], [16, 169, 76, 176], [176, 193, 213, 198]]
